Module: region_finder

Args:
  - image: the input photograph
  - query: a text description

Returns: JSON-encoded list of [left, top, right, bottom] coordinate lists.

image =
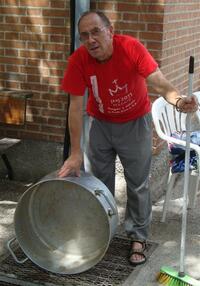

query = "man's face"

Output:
[[78, 13, 113, 62]]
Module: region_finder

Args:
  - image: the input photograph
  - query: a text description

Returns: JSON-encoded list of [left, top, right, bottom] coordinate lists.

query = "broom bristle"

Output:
[[157, 266, 200, 286], [157, 271, 191, 285]]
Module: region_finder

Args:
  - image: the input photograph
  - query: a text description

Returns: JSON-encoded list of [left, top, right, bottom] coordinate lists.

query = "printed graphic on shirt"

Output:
[[90, 75, 104, 113], [108, 79, 137, 115], [108, 79, 128, 96], [90, 76, 137, 115]]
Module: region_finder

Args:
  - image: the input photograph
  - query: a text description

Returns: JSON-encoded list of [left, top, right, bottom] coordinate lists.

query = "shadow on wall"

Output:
[[1, 4, 70, 141]]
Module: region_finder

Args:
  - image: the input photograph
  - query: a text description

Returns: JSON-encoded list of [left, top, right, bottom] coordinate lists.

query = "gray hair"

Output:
[[78, 11, 111, 29]]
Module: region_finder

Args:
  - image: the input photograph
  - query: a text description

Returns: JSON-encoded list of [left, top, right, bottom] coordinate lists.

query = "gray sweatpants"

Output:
[[87, 113, 152, 241]]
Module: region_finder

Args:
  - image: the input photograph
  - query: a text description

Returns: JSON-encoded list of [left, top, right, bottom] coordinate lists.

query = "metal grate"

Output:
[[0, 236, 157, 286]]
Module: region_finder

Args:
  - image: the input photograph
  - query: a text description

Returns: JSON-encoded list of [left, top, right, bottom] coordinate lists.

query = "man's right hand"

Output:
[[58, 152, 83, 178]]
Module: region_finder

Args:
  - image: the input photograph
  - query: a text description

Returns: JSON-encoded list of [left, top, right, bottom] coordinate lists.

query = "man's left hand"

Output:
[[176, 95, 198, 113]]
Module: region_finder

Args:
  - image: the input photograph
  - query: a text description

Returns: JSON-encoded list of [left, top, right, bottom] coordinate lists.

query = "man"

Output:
[[59, 11, 197, 266]]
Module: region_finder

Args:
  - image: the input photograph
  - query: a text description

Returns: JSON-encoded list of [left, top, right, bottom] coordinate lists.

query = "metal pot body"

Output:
[[11, 172, 119, 274]]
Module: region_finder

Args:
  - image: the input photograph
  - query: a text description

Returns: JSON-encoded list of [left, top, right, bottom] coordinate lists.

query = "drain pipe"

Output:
[[63, 0, 90, 161]]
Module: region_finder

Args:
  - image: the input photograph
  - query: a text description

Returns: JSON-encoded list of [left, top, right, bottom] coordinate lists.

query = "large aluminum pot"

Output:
[[7, 171, 119, 274]]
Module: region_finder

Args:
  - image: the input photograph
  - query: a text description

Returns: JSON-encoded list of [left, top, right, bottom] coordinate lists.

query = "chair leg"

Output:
[[1, 153, 13, 180], [161, 170, 178, 223], [188, 173, 199, 209]]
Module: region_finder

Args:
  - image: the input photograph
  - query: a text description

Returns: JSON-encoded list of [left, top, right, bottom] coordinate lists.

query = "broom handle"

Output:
[[179, 56, 194, 276]]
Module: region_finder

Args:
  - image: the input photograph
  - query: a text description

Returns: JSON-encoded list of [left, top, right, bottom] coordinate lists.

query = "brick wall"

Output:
[[0, 0, 70, 142], [161, 1, 200, 93], [0, 0, 200, 154], [155, 0, 200, 153]]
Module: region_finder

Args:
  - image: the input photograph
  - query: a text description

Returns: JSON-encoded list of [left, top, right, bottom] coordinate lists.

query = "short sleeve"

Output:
[[133, 39, 158, 78], [61, 53, 87, 96]]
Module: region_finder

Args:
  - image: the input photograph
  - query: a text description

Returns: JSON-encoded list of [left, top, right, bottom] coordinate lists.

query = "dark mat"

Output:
[[0, 236, 158, 286]]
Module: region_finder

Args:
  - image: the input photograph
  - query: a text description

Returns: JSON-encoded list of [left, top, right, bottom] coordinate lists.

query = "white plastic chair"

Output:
[[152, 91, 200, 222]]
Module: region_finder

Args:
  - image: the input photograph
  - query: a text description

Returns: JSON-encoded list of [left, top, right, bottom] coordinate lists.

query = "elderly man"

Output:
[[59, 11, 197, 266]]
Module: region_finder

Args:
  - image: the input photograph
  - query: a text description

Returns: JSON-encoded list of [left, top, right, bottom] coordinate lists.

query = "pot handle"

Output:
[[94, 189, 117, 217], [7, 237, 28, 264]]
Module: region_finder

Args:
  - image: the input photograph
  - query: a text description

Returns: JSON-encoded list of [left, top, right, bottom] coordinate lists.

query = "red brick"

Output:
[[6, 81, 20, 89], [42, 26, 68, 35], [21, 66, 49, 76], [21, 83, 49, 92], [0, 65, 5, 72], [1, 40, 24, 48], [5, 16, 19, 23], [25, 8, 42, 16], [50, 18, 65, 26], [42, 109, 66, 118], [42, 9, 69, 17], [0, 57, 26, 65], [5, 49, 19, 57], [48, 118, 63, 126], [50, 53, 64, 61], [51, 1, 65, 9], [0, 7, 26, 15], [27, 116, 48, 124], [42, 43, 67, 52], [117, 3, 146, 13], [140, 13, 163, 23], [25, 123, 40, 131], [147, 4, 164, 13], [49, 69, 64, 77], [20, 50, 47, 59], [27, 42, 41, 50], [49, 101, 63, 109], [20, 0, 50, 7], [5, 32, 20, 40], [0, 24, 25, 32], [27, 75, 41, 83], [148, 23, 163, 32], [27, 59, 41, 66], [4, 0, 20, 6], [41, 93, 67, 102], [50, 35, 65, 43], [115, 22, 145, 31], [139, 31, 163, 41], [123, 13, 139, 21], [20, 17, 49, 25], [42, 77, 61, 86], [98, 2, 115, 10], [20, 33, 49, 42]]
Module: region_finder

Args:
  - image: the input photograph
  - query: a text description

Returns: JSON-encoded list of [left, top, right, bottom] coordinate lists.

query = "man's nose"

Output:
[[87, 33, 96, 42]]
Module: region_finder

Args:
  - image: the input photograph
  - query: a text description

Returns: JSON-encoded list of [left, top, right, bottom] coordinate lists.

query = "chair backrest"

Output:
[[152, 91, 200, 141], [152, 97, 186, 140]]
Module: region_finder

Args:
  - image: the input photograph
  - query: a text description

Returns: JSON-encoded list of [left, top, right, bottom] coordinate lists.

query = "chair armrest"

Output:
[[161, 133, 200, 153], [162, 133, 200, 171]]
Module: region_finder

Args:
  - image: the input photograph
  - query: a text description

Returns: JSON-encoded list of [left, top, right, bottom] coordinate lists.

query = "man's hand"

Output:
[[58, 152, 83, 178], [176, 96, 198, 113]]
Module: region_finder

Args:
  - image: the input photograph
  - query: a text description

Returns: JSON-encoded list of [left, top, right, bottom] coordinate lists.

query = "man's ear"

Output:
[[109, 25, 114, 38]]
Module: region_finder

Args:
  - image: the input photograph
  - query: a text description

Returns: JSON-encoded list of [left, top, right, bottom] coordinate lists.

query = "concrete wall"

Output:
[[0, 139, 63, 183]]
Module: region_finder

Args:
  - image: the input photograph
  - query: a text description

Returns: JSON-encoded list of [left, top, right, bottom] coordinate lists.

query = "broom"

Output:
[[157, 57, 200, 286]]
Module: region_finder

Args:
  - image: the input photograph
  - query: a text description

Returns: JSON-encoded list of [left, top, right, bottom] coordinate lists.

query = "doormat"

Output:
[[0, 236, 158, 286]]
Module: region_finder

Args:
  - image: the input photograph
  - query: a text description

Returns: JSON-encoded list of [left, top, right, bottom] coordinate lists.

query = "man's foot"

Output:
[[129, 240, 147, 266]]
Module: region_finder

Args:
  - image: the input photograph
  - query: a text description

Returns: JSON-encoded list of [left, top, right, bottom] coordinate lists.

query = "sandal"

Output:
[[128, 240, 147, 266]]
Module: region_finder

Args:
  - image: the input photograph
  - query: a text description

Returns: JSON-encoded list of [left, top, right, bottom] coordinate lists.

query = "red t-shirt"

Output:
[[61, 34, 158, 123]]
